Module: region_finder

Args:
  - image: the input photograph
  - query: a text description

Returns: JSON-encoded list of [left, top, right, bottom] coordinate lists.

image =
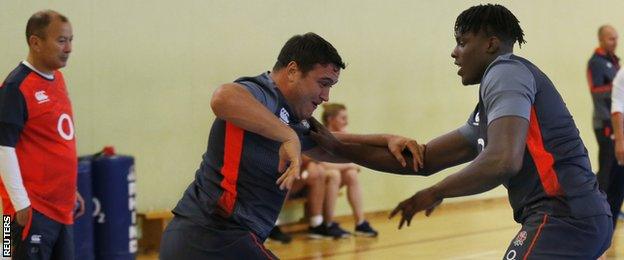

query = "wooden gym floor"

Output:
[[139, 198, 624, 259]]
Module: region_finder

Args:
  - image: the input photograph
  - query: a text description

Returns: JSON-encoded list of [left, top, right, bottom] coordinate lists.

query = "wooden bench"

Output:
[[137, 188, 348, 252], [136, 198, 310, 253], [137, 210, 174, 253]]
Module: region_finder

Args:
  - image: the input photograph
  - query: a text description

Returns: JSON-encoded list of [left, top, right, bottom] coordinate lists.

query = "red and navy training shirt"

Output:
[[0, 63, 77, 224]]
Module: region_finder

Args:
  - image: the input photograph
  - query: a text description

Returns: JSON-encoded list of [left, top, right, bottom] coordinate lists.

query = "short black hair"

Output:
[[26, 10, 69, 44], [455, 4, 526, 47], [273, 32, 346, 74]]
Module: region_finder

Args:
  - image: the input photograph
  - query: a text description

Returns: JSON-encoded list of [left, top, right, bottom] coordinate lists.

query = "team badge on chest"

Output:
[[279, 108, 290, 124], [35, 90, 50, 104]]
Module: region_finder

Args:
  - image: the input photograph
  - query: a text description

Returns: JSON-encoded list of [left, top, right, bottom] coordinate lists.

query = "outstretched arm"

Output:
[[332, 132, 391, 146], [332, 132, 425, 170], [429, 116, 526, 198], [613, 112, 624, 165], [333, 130, 476, 175], [310, 118, 477, 175], [611, 70, 624, 165], [390, 116, 527, 228]]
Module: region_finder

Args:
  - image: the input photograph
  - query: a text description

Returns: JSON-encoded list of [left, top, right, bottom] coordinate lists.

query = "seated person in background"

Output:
[[316, 103, 378, 238], [268, 156, 328, 243]]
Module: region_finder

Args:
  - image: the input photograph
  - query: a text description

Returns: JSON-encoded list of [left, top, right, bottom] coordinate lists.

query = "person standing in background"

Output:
[[0, 10, 84, 259], [588, 25, 623, 227], [607, 64, 624, 259], [588, 25, 620, 187]]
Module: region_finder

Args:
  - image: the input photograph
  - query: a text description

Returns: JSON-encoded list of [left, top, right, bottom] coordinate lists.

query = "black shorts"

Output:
[[10, 209, 74, 260], [160, 216, 278, 260], [503, 213, 612, 259]]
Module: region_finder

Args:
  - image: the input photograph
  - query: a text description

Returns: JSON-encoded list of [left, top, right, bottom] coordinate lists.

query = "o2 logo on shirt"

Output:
[[57, 113, 75, 141]]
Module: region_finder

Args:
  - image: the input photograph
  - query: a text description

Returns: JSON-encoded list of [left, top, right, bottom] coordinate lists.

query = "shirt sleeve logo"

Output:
[[607, 62, 613, 69], [279, 108, 290, 124], [472, 112, 480, 126], [477, 138, 485, 152], [35, 90, 50, 104]]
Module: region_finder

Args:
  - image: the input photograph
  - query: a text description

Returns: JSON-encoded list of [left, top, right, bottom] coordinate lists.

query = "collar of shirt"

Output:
[[21, 61, 55, 80]]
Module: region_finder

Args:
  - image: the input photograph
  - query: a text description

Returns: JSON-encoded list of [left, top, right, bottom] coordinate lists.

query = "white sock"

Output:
[[309, 215, 323, 227]]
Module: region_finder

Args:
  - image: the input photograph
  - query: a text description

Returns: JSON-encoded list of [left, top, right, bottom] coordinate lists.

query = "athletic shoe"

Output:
[[354, 220, 378, 237], [308, 224, 331, 239], [268, 226, 292, 244], [326, 222, 351, 239]]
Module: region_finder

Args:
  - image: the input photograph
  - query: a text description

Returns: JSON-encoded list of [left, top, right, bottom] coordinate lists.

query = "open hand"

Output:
[[75, 191, 86, 218], [276, 138, 302, 190], [15, 206, 31, 227], [386, 135, 425, 172], [389, 188, 442, 229], [616, 140, 624, 165]]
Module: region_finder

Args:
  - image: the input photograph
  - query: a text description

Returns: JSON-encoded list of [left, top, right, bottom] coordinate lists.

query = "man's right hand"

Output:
[[15, 206, 31, 227], [386, 135, 425, 172], [276, 137, 302, 190], [616, 139, 624, 165]]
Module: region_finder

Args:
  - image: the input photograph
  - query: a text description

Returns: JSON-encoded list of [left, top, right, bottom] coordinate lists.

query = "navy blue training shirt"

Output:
[[173, 72, 317, 240], [587, 48, 620, 129], [460, 54, 611, 223]]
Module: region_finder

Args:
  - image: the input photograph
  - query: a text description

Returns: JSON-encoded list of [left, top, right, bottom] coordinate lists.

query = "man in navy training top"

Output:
[[159, 32, 424, 259]]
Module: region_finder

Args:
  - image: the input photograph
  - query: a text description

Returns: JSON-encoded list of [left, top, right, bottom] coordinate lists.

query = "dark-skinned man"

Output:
[[311, 4, 612, 259]]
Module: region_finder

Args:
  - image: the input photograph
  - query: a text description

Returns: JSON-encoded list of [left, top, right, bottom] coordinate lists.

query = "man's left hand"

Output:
[[389, 188, 442, 229], [75, 191, 85, 219]]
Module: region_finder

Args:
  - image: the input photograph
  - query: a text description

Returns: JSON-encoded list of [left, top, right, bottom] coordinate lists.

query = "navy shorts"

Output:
[[503, 213, 612, 259], [160, 216, 278, 260], [11, 209, 74, 260]]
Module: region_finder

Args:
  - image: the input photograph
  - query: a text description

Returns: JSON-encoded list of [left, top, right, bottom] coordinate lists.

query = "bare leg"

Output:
[[305, 162, 326, 218], [323, 169, 341, 224], [341, 168, 364, 224]]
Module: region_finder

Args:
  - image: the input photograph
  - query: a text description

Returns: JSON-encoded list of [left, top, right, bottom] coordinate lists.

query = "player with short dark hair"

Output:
[[311, 4, 612, 259], [159, 32, 414, 259]]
